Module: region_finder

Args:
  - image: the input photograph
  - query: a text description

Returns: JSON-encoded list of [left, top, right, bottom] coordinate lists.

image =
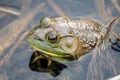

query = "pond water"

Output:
[[0, 0, 120, 80]]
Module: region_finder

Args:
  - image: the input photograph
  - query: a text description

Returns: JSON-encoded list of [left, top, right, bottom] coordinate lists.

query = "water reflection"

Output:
[[29, 51, 67, 77]]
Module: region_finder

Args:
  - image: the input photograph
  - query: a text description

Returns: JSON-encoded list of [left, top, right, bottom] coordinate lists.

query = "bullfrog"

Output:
[[27, 16, 120, 62]]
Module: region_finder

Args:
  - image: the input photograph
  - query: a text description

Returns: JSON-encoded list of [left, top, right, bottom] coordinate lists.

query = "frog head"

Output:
[[27, 17, 83, 62]]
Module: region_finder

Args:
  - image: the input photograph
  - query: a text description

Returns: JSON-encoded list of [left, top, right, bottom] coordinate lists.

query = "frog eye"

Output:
[[46, 31, 59, 43]]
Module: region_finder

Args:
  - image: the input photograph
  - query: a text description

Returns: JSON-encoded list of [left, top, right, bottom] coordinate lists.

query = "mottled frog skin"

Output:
[[27, 17, 119, 62]]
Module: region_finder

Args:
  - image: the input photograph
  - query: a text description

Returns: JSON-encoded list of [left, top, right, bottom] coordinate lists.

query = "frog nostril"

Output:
[[34, 35, 43, 41]]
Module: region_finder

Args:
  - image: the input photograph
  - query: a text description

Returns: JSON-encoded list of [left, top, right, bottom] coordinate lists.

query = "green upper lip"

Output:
[[27, 37, 74, 61]]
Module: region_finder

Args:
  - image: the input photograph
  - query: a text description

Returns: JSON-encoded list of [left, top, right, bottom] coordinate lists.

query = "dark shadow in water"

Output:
[[29, 51, 67, 77], [110, 37, 120, 52]]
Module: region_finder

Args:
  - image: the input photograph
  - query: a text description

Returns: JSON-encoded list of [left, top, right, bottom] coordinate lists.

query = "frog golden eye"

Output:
[[46, 31, 59, 43]]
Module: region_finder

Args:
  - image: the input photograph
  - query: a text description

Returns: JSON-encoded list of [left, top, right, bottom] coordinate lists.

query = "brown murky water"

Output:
[[0, 0, 120, 80]]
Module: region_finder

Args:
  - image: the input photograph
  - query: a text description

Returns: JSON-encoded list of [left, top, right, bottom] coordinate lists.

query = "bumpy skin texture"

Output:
[[47, 17, 105, 53], [27, 17, 107, 61]]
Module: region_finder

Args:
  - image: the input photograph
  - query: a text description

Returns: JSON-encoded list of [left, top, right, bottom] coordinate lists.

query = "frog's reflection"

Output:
[[29, 51, 67, 77]]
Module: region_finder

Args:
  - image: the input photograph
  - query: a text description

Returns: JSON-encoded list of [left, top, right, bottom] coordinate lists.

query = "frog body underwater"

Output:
[[27, 16, 120, 62]]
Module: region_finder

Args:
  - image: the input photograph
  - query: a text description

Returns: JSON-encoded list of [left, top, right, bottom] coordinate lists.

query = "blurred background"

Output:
[[0, 0, 120, 80]]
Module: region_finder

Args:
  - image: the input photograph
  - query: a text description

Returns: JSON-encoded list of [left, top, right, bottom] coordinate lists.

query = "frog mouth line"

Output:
[[31, 45, 74, 61], [27, 37, 75, 61]]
